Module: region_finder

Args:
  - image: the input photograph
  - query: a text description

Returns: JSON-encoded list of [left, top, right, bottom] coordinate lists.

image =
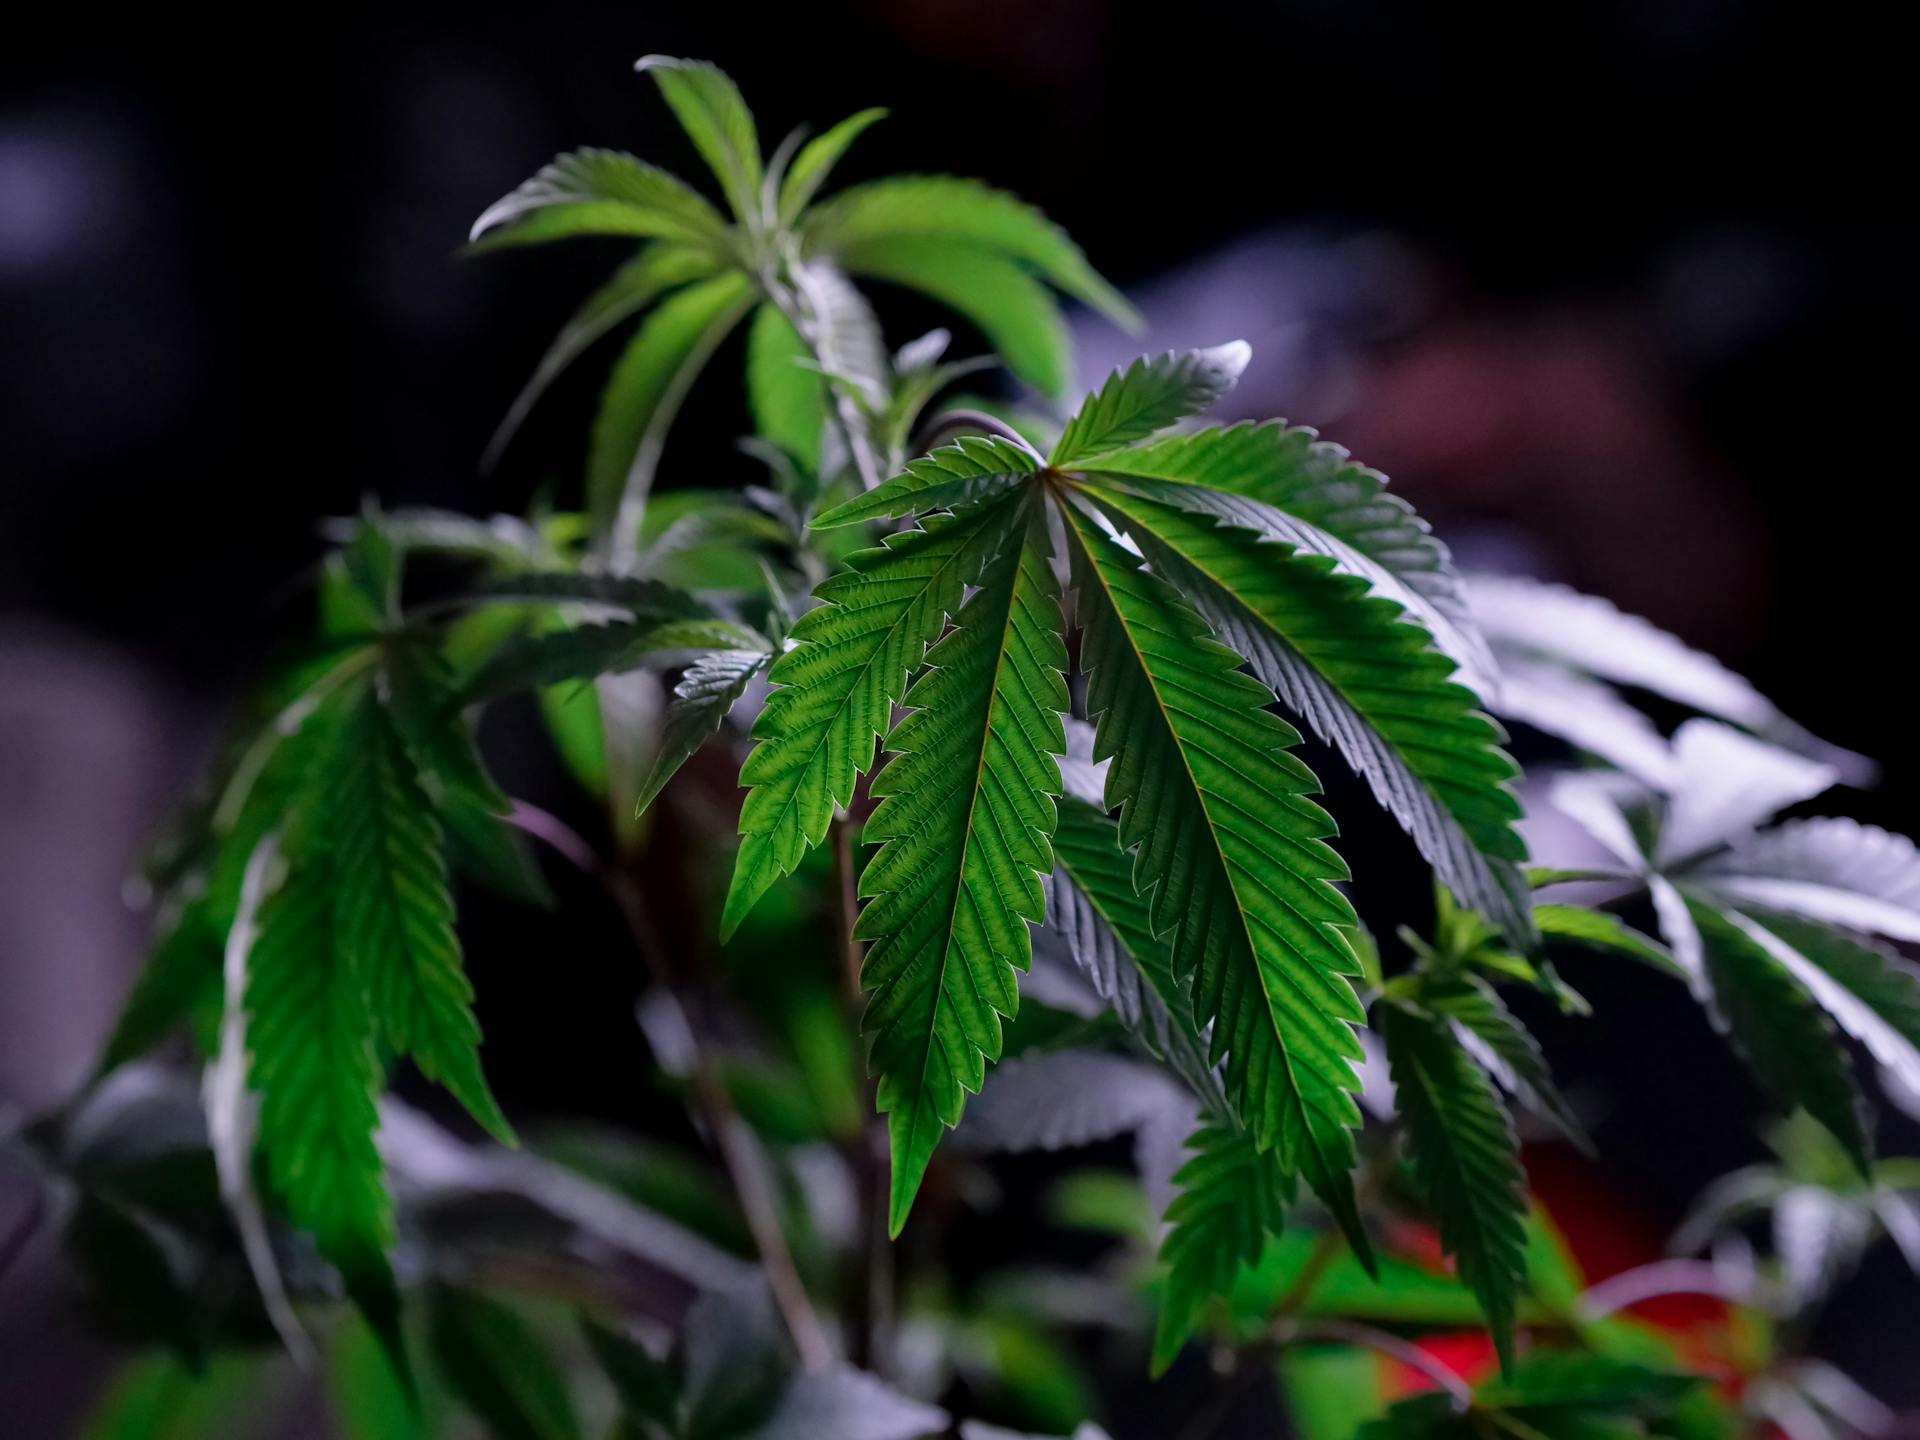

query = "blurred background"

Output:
[[4, 1, 1916, 1433]]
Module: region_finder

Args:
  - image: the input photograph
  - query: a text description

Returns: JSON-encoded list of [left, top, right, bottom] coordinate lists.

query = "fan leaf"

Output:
[[858, 495, 1069, 1232], [1057, 498, 1369, 1254], [775, 107, 887, 225], [1080, 478, 1530, 943]]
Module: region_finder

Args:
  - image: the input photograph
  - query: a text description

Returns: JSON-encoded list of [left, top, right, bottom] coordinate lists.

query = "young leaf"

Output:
[[774, 107, 887, 225], [635, 56, 764, 225], [858, 495, 1069, 1231], [327, 685, 512, 1144], [586, 272, 757, 535], [723, 498, 1026, 937], [485, 245, 721, 470], [469, 147, 728, 249], [1687, 896, 1871, 1176], [1415, 973, 1586, 1147], [633, 647, 772, 818], [804, 174, 1138, 332], [1081, 479, 1530, 943], [1152, 1117, 1293, 1373], [811, 434, 1040, 528], [1058, 499, 1370, 1253], [1533, 903, 1684, 979], [1051, 343, 1249, 467], [832, 234, 1071, 395], [1379, 996, 1530, 1372]]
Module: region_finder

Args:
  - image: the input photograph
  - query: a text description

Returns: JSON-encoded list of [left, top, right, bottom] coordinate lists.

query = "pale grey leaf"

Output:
[[1658, 721, 1837, 866]]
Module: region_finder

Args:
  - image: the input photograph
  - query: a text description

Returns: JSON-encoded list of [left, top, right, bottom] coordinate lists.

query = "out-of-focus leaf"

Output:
[[1656, 721, 1836, 866], [1535, 903, 1684, 979], [82, 1351, 282, 1440], [632, 647, 771, 819], [1279, 1345, 1386, 1440], [1692, 817, 1920, 944], [469, 148, 728, 249], [1687, 896, 1871, 1177], [1380, 996, 1530, 1371], [635, 56, 763, 224], [430, 1288, 582, 1440]]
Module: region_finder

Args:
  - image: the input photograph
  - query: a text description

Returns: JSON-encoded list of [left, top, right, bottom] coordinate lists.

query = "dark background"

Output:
[[5, 0, 1917, 1430]]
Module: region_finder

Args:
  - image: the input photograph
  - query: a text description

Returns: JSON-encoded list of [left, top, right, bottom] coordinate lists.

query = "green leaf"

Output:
[[1152, 1117, 1292, 1373], [83, 1352, 279, 1440], [583, 1317, 678, 1431], [1476, 1350, 1704, 1414], [1074, 421, 1469, 634], [464, 617, 764, 702], [723, 499, 1026, 937], [474, 571, 705, 614], [812, 434, 1040, 528], [1415, 972, 1587, 1148], [430, 1289, 583, 1440], [586, 271, 756, 536], [636, 56, 764, 225], [832, 233, 1071, 395], [805, 174, 1138, 331], [1080, 478, 1530, 943], [1686, 896, 1871, 1176], [485, 245, 721, 471], [858, 494, 1069, 1232], [1280, 1346, 1387, 1440], [1057, 499, 1370, 1255], [1535, 903, 1684, 978], [98, 901, 223, 1074], [746, 301, 828, 472], [1723, 909, 1920, 1105], [1380, 995, 1530, 1372], [246, 781, 395, 1314], [633, 647, 772, 818], [469, 147, 728, 249], [775, 107, 887, 225], [327, 686, 512, 1144], [1043, 794, 1223, 1105], [1051, 343, 1249, 467]]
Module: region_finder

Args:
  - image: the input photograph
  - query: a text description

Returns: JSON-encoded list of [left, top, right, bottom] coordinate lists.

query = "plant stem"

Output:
[[1280, 1319, 1473, 1411], [509, 802, 832, 1371]]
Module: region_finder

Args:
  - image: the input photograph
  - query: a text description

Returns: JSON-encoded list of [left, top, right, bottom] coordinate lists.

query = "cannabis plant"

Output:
[[11, 53, 1919, 1440]]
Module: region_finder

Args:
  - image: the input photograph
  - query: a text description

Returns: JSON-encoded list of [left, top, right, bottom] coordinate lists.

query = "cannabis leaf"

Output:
[[633, 647, 775, 819], [1076, 475, 1530, 942], [474, 58, 1128, 541], [1378, 995, 1530, 1371], [1153, 1118, 1292, 1373], [733, 343, 1506, 1238], [1059, 496, 1370, 1250], [1466, 571, 1868, 783], [858, 494, 1069, 1232]]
